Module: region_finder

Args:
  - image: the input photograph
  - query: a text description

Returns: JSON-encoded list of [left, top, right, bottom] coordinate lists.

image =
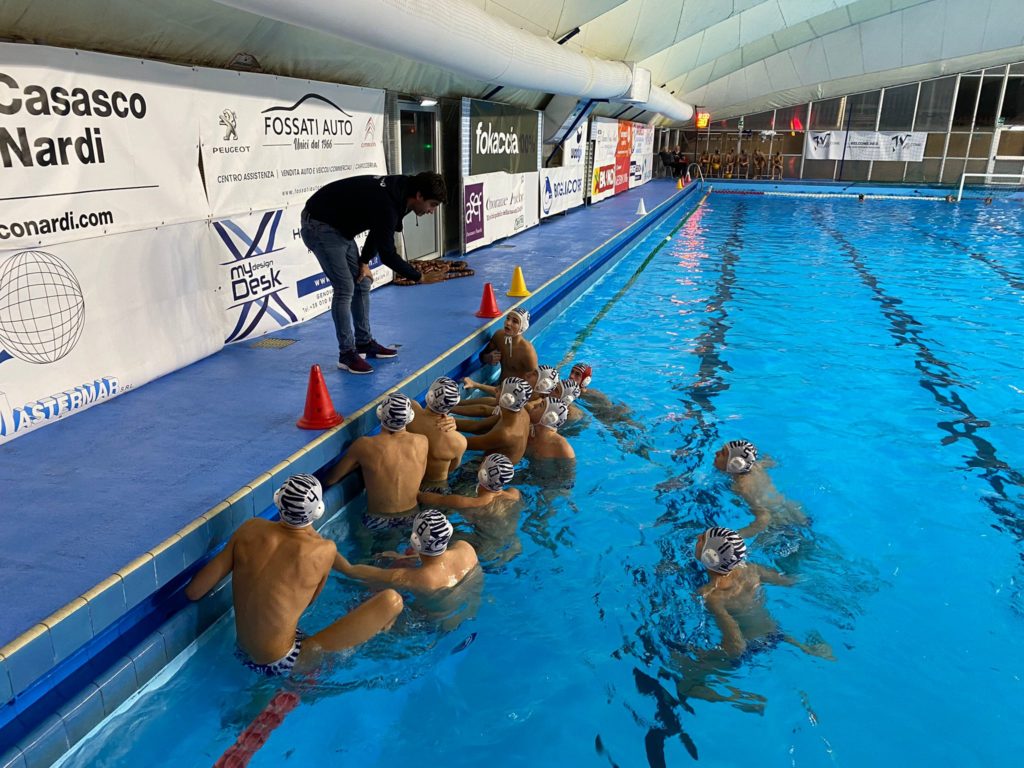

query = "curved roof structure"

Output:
[[1, 0, 1022, 123]]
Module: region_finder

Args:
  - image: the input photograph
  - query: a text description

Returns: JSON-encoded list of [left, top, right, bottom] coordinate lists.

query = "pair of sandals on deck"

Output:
[[393, 259, 475, 286]]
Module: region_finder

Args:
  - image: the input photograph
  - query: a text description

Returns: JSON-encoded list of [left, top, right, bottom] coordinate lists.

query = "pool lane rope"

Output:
[[213, 690, 300, 768]]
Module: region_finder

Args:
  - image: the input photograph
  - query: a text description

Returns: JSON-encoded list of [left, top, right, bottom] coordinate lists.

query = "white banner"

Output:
[[0, 44, 208, 248], [804, 130, 927, 161], [563, 124, 586, 166], [462, 171, 539, 253], [589, 117, 618, 203], [196, 68, 386, 217], [539, 166, 585, 218], [0, 223, 223, 443], [629, 123, 654, 188]]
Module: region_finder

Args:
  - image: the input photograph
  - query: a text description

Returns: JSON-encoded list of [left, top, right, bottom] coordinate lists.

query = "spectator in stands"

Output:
[[301, 172, 448, 374], [737, 150, 749, 179], [771, 153, 784, 180]]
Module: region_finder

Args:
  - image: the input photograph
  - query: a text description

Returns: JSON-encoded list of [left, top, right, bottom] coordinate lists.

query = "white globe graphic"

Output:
[[0, 250, 85, 364]]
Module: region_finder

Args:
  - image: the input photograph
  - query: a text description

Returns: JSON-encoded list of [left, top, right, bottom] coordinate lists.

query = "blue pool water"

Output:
[[59, 193, 1024, 766]]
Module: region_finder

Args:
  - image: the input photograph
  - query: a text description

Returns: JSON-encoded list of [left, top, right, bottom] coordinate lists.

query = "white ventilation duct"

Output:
[[213, 0, 694, 122]]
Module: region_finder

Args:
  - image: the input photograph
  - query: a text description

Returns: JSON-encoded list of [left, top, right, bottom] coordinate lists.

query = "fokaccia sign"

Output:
[[468, 99, 539, 175]]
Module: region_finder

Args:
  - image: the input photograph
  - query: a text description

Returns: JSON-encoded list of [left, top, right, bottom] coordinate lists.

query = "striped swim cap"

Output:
[[273, 474, 325, 528], [697, 527, 747, 574], [535, 365, 559, 394], [425, 376, 461, 414], [538, 397, 569, 430], [498, 377, 532, 412], [377, 392, 415, 432], [723, 440, 758, 474], [477, 453, 515, 492], [410, 509, 453, 557]]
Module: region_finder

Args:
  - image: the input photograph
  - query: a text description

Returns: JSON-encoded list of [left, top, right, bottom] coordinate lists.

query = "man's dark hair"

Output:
[[409, 172, 447, 203]]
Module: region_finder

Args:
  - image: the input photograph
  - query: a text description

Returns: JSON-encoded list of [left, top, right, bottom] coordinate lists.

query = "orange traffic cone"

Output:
[[685, 171, 692, 185], [507, 266, 531, 297], [297, 364, 343, 429], [475, 282, 502, 318]]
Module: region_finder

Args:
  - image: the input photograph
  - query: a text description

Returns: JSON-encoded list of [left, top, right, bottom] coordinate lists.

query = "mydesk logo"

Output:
[[475, 122, 519, 155], [213, 210, 297, 343]]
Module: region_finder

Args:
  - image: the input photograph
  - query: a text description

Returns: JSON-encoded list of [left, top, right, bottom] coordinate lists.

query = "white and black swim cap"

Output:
[[498, 377, 532, 412], [538, 397, 569, 430], [410, 509, 453, 557], [425, 376, 461, 414], [535, 365, 559, 394], [477, 453, 515, 492], [698, 527, 747, 574], [558, 378, 581, 403], [723, 439, 758, 474], [377, 392, 415, 432], [273, 474, 325, 528], [507, 307, 530, 334]]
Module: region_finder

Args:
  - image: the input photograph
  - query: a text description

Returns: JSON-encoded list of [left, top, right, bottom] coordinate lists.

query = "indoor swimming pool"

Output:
[[58, 192, 1024, 766]]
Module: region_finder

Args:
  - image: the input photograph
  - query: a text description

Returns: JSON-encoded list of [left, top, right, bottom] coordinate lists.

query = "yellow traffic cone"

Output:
[[507, 265, 531, 297], [676, 177, 683, 190]]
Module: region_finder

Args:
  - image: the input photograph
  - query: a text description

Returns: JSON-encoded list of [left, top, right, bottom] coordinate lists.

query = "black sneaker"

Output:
[[356, 339, 398, 359], [338, 350, 373, 374]]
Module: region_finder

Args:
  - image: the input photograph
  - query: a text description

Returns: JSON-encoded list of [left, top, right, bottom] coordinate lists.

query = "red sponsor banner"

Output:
[[592, 165, 615, 195], [614, 121, 633, 193]]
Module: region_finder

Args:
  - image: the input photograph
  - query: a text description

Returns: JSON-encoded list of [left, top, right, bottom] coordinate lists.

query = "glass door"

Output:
[[398, 104, 440, 260]]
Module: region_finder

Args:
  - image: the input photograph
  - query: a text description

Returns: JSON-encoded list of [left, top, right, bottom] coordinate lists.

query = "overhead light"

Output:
[[419, 97, 438, 107]]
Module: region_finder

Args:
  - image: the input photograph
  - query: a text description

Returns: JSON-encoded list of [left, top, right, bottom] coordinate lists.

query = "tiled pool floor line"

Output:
[[0, 179, 699, 768]]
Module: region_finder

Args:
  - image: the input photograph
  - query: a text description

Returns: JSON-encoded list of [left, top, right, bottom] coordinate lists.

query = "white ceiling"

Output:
[[1, 0, 1022, 124]]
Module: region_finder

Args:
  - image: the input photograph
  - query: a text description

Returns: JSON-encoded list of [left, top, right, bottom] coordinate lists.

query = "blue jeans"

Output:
[[300, 211, 372, 354]]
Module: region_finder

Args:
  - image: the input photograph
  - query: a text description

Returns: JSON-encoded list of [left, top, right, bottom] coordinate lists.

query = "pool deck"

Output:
[[0, 180, 683, 654]]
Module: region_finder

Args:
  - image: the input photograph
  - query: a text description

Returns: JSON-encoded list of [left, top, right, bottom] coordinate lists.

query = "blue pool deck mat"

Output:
[[0, 180, 691, 709]]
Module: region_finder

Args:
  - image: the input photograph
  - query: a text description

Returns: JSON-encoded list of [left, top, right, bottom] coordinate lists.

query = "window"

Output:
[[952, 75, 980, 128], [847, 91, 881, 129], [878, 84, 918, 130], [915, 77, 956, 131], [975, 76, 1004, 128], [1000, 78, 1024, 125], [810, 98, 843, 130], [743, 110, 775, 130]]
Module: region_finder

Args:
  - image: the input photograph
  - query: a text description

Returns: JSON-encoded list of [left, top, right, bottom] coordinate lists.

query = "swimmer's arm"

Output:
[[707, 599, 746, 657], [417, 491, 478, 510], [480, 336, 502, 365], [324, 441, 362, 485], [463, 426, 506, 452], [333, 553, 405, 585], [752, 564, 796, 587], [456, 414, 500, 435], [185, 529, 237, 600], [452, 402, 497, 417], [462, 377, 497, 396], [448, 443, 466, 476], [736, 507, 771, 538]]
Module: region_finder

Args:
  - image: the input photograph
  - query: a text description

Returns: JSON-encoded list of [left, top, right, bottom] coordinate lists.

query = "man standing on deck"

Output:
[[301, 173, 448, 374]]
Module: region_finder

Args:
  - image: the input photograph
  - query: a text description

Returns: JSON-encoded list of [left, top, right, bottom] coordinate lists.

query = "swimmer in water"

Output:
[[456, 364, 558, 418], [185, 475, 403, 677], [713, 440, 807, 536], [476, 308, 538, 383], [526, 398, 575, 460], [334, 508, 479, 594], [408, 376, 466, 493], [456, 377, 534, 464]]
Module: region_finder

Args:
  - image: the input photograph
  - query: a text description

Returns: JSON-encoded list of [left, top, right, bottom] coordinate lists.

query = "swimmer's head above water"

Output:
[[410, 508, 453, 556], [570, 362, 592, 390], [535, 365, 559, 394], [274, 474, 325, 528], [504, 308, 530, 336], [714, 439, 758, 474], [498, 377, 532, 412], [377, 392, 415, 432], [538, 397, 569, 430], [425, 376, 461, 415], [695, 527, 747, 574], [556, 378, 582, 403], [478, 453, 515, 491]]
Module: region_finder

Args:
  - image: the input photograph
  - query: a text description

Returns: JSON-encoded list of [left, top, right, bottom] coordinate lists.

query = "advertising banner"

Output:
[[614, 121, 633, 194], [463, 171, 539, 253], [804, 130, 927, 161], [197, 68, 386, 217], [468, 99, 540, 175], [630, 123, 654, 188], [563, 124, 587, 166], [0, 223, 223, 443], [539, 166, 585, 219], [590, 117, 618, 203], [0, 43, 208, 248]]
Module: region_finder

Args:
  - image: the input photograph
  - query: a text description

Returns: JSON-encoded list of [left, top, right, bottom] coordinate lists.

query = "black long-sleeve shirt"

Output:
[[304, 174, 421, 282]]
